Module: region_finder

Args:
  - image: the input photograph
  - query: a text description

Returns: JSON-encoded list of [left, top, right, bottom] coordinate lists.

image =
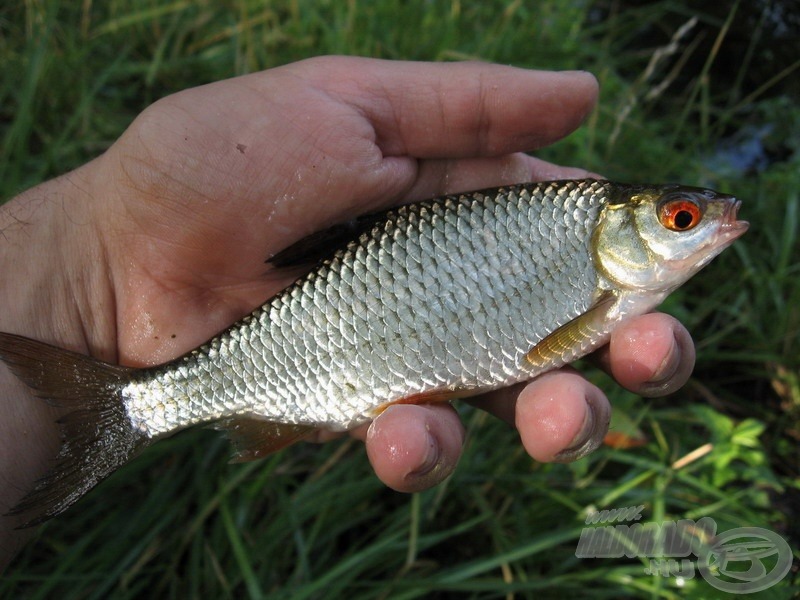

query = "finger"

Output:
[[592, 312, 695, 397], [518, 370, 610, 463], [403, 153, 602, 202], [471, 368, 611, 463], [297, 56, 599, 158], [364, 404, 464, 492]]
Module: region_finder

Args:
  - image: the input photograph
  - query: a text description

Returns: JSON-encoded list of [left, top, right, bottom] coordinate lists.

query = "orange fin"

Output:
[[371, 388, 475, 417], [604, 407, 647, 449], [603, 430, 648, 450], [213, 417, 315, 463], [525, 291, 617, 370]]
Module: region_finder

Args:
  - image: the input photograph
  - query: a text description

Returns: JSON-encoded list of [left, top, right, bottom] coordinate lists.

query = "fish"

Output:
[[0, 179, 747, 525]]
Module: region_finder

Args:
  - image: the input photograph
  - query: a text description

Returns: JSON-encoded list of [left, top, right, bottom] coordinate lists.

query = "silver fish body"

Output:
[[0, 178, 747, 523], [125, 179, 610, 436]]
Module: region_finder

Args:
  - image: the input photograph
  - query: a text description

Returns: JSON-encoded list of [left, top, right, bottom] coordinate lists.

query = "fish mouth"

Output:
[[719, 198, 749, 242], [683, 197, 748, 273]]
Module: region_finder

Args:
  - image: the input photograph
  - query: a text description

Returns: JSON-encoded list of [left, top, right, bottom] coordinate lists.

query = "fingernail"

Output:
[[553, 396, 607, 462], [406, 429, 440, 480], [639, 333, 680, 396]]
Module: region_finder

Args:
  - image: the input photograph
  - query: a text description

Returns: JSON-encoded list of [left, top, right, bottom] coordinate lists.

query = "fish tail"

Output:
[[0, 332, 148, 527]]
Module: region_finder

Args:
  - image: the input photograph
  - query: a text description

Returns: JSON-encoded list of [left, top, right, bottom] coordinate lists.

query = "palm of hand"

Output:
[[102, 66, 400, 364]]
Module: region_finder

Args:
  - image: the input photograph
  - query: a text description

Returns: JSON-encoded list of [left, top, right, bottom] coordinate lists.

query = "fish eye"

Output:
[[658, 198, 702, 232]]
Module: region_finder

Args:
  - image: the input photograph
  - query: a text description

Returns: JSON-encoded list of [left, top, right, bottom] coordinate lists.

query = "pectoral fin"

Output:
[[525, 291, 618, 371], [213, 418, 316, 463]]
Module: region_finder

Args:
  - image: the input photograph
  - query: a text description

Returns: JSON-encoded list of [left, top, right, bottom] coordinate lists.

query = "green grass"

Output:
[[1, 1, 798, 598]]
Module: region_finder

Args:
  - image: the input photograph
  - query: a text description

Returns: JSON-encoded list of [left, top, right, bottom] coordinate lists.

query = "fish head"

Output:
[[594, 184, 748, 293]]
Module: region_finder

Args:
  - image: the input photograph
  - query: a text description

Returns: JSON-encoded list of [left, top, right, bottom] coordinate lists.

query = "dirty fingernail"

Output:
[[406, 430, 440, 480], [639, 333, 681, 396], [553, 395, 608, 462]]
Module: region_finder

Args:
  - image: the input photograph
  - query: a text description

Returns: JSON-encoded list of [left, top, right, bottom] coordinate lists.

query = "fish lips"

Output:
[[675, 196, 748, 276], [718, 198, 749, 246]]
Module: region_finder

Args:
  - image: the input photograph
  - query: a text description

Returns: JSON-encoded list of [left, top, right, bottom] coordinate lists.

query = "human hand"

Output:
[[0, 57, 695, 511], [95, 56, 694, 489]]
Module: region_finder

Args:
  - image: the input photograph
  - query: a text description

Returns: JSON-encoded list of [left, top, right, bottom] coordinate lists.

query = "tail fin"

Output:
[[0, 332, 148, 527]]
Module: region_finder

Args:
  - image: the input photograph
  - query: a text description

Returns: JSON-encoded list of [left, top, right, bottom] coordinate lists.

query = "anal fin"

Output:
[[213, 418, 315, 463], [525, 290, 618, 371]]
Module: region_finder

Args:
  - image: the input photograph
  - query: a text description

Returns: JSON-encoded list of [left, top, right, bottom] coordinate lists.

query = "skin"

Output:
[[0, 56, 694, 569]]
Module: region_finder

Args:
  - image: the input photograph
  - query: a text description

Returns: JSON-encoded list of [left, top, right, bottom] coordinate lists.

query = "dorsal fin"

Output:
[[266, 212, 386, 269]]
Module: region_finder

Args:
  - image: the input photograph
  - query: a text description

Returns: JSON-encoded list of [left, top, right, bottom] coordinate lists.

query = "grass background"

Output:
[[1, 0, 799, 597]]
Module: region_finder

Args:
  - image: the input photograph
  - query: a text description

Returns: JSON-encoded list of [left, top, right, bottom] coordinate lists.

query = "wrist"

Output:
[[0, 162, 115, 559], [0, 161, 117, 359]]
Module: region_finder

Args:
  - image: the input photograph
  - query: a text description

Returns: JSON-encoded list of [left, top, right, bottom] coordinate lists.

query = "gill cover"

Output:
[[593, 185, 735, 292]]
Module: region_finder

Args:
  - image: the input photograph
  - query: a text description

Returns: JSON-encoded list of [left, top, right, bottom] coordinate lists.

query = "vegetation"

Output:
[[1, 0, 798, 597]]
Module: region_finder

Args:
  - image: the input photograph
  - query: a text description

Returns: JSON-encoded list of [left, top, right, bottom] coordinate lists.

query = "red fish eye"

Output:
[[659, 199, 701, 231]]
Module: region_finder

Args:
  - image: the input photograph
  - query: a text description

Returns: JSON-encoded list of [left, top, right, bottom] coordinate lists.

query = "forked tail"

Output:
[[0, 332, 148, 527]]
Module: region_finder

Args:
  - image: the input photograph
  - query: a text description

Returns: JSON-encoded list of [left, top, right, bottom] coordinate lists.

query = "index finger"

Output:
[[292, 56, 599, 158]]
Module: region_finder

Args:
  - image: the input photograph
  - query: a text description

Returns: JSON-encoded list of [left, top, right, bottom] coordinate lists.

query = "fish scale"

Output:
[[0, 177, 747, 524], [120, 180, 607, 435]]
